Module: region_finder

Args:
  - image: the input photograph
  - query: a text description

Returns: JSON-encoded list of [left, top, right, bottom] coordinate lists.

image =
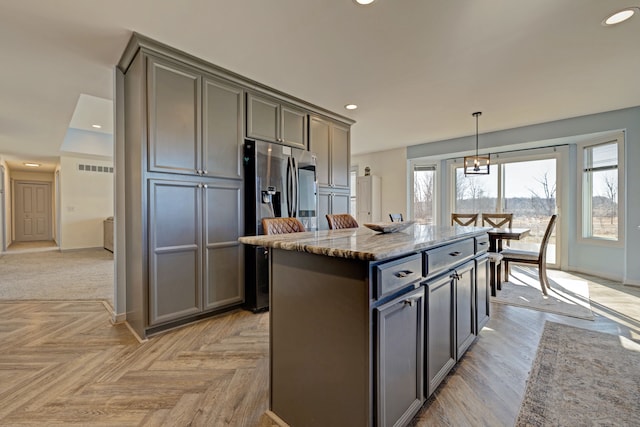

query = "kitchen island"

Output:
[[239, 224, 490, 427]]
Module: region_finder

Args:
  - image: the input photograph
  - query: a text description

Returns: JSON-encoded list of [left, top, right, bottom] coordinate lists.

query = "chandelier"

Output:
[[464, 112, 490, 175]]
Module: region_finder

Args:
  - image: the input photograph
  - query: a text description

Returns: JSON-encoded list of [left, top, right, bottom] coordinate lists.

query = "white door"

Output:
[[14, 181, 51, 242]]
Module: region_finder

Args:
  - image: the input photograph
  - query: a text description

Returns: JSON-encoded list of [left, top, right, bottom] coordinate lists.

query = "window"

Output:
[[454, 165, 498, 213], [412, 165, 436, 224], [579, 133, 624, 244], [451, 148, 561, 266]]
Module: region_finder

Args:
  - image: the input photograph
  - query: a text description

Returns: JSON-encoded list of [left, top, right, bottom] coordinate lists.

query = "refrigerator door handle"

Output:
[[292, 157, 298, 217], [286, 157, 294, 217]]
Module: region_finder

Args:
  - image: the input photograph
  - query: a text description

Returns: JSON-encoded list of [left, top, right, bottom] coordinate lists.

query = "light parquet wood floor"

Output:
[[1, 271, 639, 426]]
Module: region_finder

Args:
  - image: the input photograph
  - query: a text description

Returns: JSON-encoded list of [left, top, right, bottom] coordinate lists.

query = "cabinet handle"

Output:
[[394, 270, 413, 278], [203, 184, 208, 188], [403, 296, 421, 307], [203, 170, 208, 175], [197, 183, 203, 188], [478, 241, 487, 246], [449, 251, 461, 257], [450, 272, 462, 280]]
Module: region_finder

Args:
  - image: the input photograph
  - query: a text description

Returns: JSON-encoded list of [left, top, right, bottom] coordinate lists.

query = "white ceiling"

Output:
[[0, 0, 639, 172]]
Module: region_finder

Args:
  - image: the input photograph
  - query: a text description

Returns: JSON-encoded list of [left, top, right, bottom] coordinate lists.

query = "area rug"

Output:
[[492, 267, 593, 320], [516, 321, 640, 426], [0, 249, 113, 305]]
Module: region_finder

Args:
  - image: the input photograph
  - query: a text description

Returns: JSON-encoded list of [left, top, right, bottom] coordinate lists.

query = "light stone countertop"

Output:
[[239, 224, 490, 261]]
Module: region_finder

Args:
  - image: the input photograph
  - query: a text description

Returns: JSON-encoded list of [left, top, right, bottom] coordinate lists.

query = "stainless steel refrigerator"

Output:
[[243, 139, 318, 311]]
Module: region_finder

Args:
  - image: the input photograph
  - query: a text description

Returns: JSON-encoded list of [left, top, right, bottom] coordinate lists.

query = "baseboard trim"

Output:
[[265, 410, 290, 427], [624, 279, 640, 287], [124, 321, 148, 344], [111, 311, 126, 324]]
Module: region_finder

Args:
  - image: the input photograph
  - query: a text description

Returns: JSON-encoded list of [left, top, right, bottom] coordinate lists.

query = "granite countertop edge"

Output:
[[239, 225, 490, 261]]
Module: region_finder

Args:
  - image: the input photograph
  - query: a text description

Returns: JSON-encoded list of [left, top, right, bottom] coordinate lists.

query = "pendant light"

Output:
[[464, 111, 490, 176]]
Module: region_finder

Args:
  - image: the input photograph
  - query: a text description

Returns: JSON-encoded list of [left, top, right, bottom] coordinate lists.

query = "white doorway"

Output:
[[14, 181, 52, 242]]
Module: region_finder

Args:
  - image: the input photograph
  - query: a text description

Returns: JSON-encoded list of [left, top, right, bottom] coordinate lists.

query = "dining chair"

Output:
[[389, 213, 404, 222], [262, 217, 307, 235], [326, 213, 359, 230], [481, 213, 513, 228], [501, 214, 558, 296], [451, 213, 478, 226]]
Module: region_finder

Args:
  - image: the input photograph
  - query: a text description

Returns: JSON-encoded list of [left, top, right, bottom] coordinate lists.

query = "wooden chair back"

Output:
[[538, 214, 558, 261], [389, 213, 404, 222], [262, 217, 306, 235], [482, 213, 513, 228], [451, 213, 478, 226], [326, 214, 359, 230]]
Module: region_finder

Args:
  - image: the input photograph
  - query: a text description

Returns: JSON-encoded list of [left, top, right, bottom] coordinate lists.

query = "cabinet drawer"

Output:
[[475, 234, 489, 254], [424, 238, 474, 279], [374, 254, 422, 299]]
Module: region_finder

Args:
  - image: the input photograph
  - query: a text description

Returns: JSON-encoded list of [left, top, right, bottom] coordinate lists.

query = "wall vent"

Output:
[[78, 164, 114, 173]]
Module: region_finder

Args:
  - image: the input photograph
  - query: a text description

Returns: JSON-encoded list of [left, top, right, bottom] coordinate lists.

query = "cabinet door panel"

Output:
[[147, 56, 201, 175], [247, 93, 279, 142], [148, 180, 202, 325], [331, 191, 350, 215], [203, 77, 243, 179], [317, 190, 331, 231], [203, 181, 243, 310], [330, 124, 350, 188], [310, 116, 330, 186], [426, 274, 456, 397], [376, 287, 424, 427], [281, 105, 307, 149], [455, 261, 476, 359]]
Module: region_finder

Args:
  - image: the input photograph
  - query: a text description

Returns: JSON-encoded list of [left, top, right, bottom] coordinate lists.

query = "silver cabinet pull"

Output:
[[449, 251, 461, 257], [203, 184, 208, 188], [394, 270, 413, 278], [203, 170, 208, 175], [403, 296, 421, 307]]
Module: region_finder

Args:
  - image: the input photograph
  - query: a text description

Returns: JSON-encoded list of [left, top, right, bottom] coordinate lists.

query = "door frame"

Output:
[[13, 180, 53, 242], [0, 165, 5, 251]]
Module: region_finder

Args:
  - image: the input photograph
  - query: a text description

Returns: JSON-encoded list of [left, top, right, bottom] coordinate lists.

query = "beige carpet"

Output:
[[0, 248, 114, 306], [516, 321, 640, 426], [492, 267, 594, 320]]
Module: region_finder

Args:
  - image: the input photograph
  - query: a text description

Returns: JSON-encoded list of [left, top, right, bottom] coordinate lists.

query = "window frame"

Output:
[[408, 159, 438, 225], [576, 131, 625, 247]]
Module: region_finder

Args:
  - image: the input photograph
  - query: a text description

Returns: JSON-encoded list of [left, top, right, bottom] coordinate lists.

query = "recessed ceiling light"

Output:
[[24, 162, 40, 167], [345, 104, 358, 110], [602, 7, 638, 25], [354, 0, 375, 5], [92, 124, 102, 129]]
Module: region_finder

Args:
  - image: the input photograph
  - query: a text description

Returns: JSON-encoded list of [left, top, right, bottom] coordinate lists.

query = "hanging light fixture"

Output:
[[464, 111, 490, 176]]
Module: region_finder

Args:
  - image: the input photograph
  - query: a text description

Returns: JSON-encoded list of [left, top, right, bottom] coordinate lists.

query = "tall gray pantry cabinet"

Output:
[[117, 34, 355, 338], [310, 115, 351, 230], [119, 39, 244, 337]]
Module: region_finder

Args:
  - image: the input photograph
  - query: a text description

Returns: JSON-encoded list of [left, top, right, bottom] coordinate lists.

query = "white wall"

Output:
[[60, 155, 113, 250], [352, 147, 408, 221], [0, 158, 9, 250]]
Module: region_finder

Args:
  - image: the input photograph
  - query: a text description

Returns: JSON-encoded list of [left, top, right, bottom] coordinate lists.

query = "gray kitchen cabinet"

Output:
[[425, 273, 456, 397], [147, 57, 243, 179], [203, 180, 244, 310], [148, 180, 202, 325], [147, 55, 201, 175], [203, 77, 244, 180], [318, 188, 351, 230], [148, 178, 243, 326], [475, 254, 490, 333], [246, 93, 307, 149], [310, 115, 350, 189], [118, 33, 353, 338], [375, 286, 424, 427], [454, 260, 476, 360]]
